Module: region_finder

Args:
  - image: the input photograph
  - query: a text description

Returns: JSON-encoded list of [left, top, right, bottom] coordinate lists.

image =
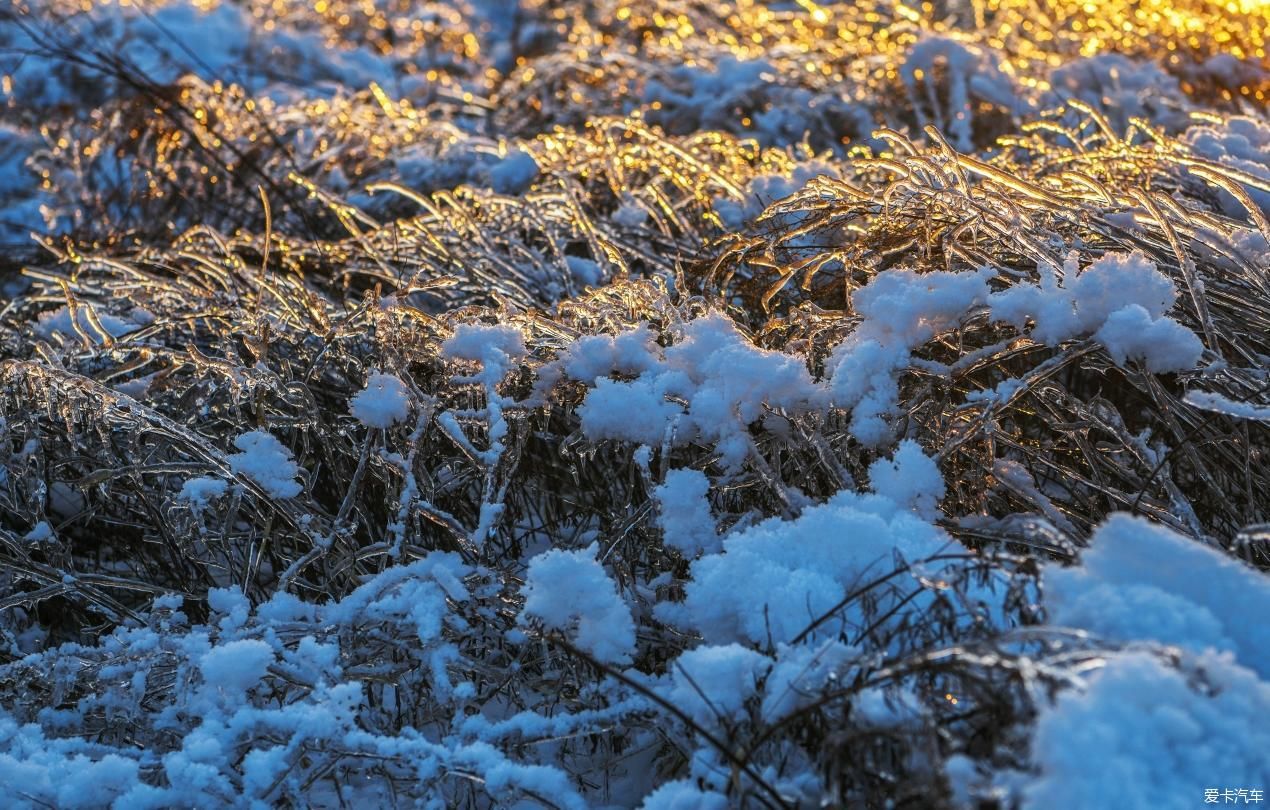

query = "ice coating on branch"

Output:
[[34, 305, 140, 345]]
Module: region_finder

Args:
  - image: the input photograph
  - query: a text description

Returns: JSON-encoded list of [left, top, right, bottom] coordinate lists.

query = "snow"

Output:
[[564, 255, 604, 287], [22, 521, 53, 544], [661, 643, 769, 729], [575, 312, 825, 468], [178, 477, 228, 508], [325, 552, 470, 647], [1182, 115, 1270, 218], [1093, 303, 1206, 373], [1044, 513, 1270, 677], [577, 376, 684, 446], [640, 54, 865, 150], [1049, 54, 1187, 131], [0, 0, 405, 110], [199, 639, 276, 696], [653, 468, 720, 556], [0, 720, 143, 810], [225, 430, 303, 499], [1, 0, 1267, 805], [442, 323, 528, 377], [828, 267, 991, 445], [487, 149, 540, 195], [559, 328, 659, 381], [867, 440, 946, 521], [824, 252, 1202, 444], [349, 372, 411, 428], [640, 781, 730, 810], [1022, 651, 1270, 810], [658, 486, 960, 646], [901, 35, 1020, 151], [988, 251, 1202, 372], [520, 543, 635, 664], [1182, 390, 1270, 421], [612, 198, 650, 228], [760, 639, 858, 722], [34, 305, 139, 345], [714, 161, 839, 230]]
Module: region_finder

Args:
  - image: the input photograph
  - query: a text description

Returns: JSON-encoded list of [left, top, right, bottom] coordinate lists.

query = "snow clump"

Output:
[[178, 477, 229, 508], [653, 468, 720, 556], [827, 267, 992, 445], [658, 447, 959, 647], [867, 439, 947, 521], [521, 543, 636, 664], [226, 430, 303, 499], [989, 250, 1203, 372], [442, 323, 528, 380], [1182, 115, 1270, 217], [1022, 651, 1270, 810], [349, 372, 411, 428], [573, 312, 825, 468], [1045, 513, 1270, 677], [199, 639, 276, 696], [486, 148, 540, 194], [829, 251, 1203, 444]]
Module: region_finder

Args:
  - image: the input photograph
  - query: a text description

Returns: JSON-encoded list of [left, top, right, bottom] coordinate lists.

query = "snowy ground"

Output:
[[0, 0, 1268, 807]]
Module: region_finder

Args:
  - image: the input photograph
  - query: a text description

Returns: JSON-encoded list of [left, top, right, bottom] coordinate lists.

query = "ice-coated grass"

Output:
[[0, 0, 1268, 807]]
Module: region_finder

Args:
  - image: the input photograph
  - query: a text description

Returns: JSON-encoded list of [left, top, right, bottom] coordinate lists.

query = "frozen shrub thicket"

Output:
[[0, 0, 1268, 807]]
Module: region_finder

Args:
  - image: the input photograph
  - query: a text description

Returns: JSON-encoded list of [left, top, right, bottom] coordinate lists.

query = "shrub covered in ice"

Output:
[[1, 0, 1268, 805]]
